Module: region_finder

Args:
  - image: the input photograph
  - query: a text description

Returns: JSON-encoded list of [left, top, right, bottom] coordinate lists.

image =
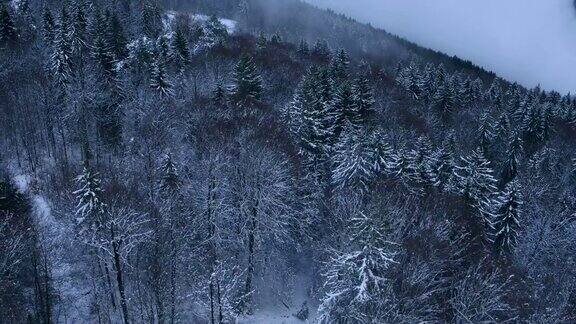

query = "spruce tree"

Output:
[[319, 212, 397, 323], [352, 77, 375, 126], [71, 1, 88, 54], [42, 7, 55, 44], [330, 49, 350, 82], [203, 15, 228, 45], [0, 4, 17, 46], [231, 54, 262, 104], [331, 81, 357, 138], [142, 0, 162, 38], [172, 26, 190, 69], [332, 127, 375, 193], [74, 167, 105, 226], [311, 39, 330, 62], [51, 6, 74, 86], [105, 11, 128, 61], [255, 31, 267, 52], [454, 148, 498, 217], [491, 181, 522, 256], [159, 154, 181, 194], [150, 53, 173, 97], [431, 75, 455, 116], [500, 135, 523, 185], [406, 136, 434, 187], [297, 39, 309, 56]]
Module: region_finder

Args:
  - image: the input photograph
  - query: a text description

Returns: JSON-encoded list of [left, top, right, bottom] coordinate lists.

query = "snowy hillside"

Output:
[[306, 0, 576, 94]]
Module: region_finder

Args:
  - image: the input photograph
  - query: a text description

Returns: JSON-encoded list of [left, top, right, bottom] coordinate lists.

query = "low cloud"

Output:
[[305, 0, 576, 94]]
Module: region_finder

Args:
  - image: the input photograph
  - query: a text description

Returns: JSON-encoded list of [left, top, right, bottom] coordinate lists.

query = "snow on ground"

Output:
[[9, 166, 93, 323], [164, 10, 238, 34]]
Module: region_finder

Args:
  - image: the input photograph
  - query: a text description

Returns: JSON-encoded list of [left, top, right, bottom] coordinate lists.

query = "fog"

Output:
[[304, 0, 576, 94]]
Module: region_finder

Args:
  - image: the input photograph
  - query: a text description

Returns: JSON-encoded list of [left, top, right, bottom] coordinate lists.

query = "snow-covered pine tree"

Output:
[[500, 135, 523, 185], [297, 38, 309, 56], [478, 113, 495, 156], [454, 148, 498, 217], [231, 54, 262, 104], [332, 127, 375, 193], [418, 63, 436, 100], [311, 39, 331, 62], [318, 211, 398, 323], [212, 83, 227, 106], [51, 6, 74, 87], [203, 15, 228, 46], [406, 136, 435, 187], [270, 32, 282, 45], [430, 134, 457, 191], [368, 129, 395, 175], [150, 37, 173, 96], [172, 25, 191, 70], [0, 4, 17, 46], [159, 154, 181, 194], [352, 77, 375, 127], [255, 31, 267, 52], [331, 81, 357, 138], [74, 167, 105, 226], [42, 6, 55, 44], [330, 49, 350, 82], [458, 77, 474, 108], [490, 181, 522, 256], [70, 0, 88, 54], [141, 0, 162, 38], [91, 10, 117, 83], [431, 75, 455, 117], [105, 11, 128, 61]]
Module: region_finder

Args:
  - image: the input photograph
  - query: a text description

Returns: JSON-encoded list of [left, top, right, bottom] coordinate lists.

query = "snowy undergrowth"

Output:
[[9, 166, 93, 323]]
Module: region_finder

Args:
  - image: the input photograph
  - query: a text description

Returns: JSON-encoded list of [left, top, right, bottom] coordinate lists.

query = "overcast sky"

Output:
[[304, 0, 576, 94]]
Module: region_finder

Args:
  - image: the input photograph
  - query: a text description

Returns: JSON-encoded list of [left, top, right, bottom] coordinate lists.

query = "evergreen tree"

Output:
[[255, 31, 267, 51], [269, 32, 282, 45], [231, 54, 262, 103], [71, 1, 88, 54], [150, 53, 173, 97], [172, 25, 190, 69], [0, 4, 17, 46], [500, 135, 523, 185], [203, 15, 228, 45], [142, 0, 162, 38], [352, 77, 375, 126], [430, 140, 457, 191], [91, 10, 117, 83], [491, 181, 522, 256], [454, 148, 498, 217], [212, 83, 227, 105], [73, 167, 105, 226], [297, 38, 309, 56], [311, 39, 330, 62], [51, 6, 74, 86], [431, 75, 455, 116], [406, 136, 434, 187], [458, 77, 474, 108], [42, 7, 55, 44], [478, 113, 495, 155], [318, 212, 397, 323], [105, 11, 128, 61], [159, 154, 181, 194], [333, 127, 375, 193], [330, 49, 350, 82], [331, 81, 357, 138]]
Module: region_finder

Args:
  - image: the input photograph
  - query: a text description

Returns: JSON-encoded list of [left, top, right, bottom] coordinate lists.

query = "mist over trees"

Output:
[[1, 0, 576, 323]]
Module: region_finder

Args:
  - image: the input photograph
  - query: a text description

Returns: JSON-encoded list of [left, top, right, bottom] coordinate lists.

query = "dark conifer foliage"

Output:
[[1, 0, 576, 322]]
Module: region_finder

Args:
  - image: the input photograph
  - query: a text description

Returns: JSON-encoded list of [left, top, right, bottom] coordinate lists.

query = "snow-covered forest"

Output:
[[1, 0, 576, 323]]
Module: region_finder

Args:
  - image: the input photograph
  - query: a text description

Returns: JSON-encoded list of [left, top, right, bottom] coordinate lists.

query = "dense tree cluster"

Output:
[[1, 0, 576, 322]]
